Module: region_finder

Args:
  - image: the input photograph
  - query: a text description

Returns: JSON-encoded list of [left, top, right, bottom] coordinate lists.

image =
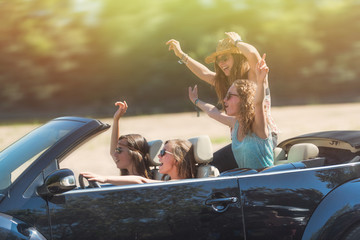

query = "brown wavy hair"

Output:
[[163, 139, 197, 180], [118, 134, 152, 179], [233, 79, 256, 136], [214, 53, 249, 105]]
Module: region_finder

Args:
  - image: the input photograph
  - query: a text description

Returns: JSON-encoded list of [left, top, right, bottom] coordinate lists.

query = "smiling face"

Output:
[[158, 142, 178, 177], [216, 53, 234, 77], [114, 138, 134, 171], [223, 84, 240, 116]]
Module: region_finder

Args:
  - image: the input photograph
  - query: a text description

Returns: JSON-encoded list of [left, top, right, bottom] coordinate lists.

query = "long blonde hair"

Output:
[[233, 79, 256, 135]]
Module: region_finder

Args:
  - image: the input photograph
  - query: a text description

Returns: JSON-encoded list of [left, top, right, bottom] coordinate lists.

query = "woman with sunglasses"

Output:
[[188, 54, 274, 170], [110, 101, 152, 178], [166, 32, 277, 134], [167, 32, 278, 172], [81, 139, 197, 185], [158, 139, 197, 180]]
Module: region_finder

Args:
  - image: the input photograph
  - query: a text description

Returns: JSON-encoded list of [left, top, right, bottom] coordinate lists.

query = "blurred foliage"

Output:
[[0, 0, 359, 118]]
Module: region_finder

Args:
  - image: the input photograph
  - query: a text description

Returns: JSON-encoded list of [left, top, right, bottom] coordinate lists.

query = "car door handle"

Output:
[[205, 196, 239, 212], [205, 197, 238, 205]]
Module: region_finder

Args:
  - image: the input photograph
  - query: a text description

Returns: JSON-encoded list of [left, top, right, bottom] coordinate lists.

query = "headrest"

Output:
[[188, 135, 213, 164], [287, 143, 319, 163], [148, 140, 163, 166], [274, 147, 286, 161]]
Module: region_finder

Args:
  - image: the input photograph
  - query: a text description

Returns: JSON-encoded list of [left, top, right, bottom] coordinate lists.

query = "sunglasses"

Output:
[[159, 149, 174, 157], [225, 92, 239, 101], [115, 147, 124, 154]]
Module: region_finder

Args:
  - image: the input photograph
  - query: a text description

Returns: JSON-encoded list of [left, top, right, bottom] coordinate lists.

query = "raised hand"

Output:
[[188, 85, 199, 104], [255, 53, 269, 84], [225, 32, 242, 45], [114, 101, 128, 120], [166, 39, 184, 58]]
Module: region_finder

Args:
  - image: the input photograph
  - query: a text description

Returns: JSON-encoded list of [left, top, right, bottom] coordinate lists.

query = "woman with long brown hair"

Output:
[[158, 139, 197, 180], [81, 138, 197, 185], [167, 32, 278, 171], [109, 101, 152, 178], [188, 55, 274, 169]]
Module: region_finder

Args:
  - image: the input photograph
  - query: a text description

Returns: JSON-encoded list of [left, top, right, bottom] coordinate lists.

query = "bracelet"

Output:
[[234, 39, 243, 45], [178, 53, 189, 64], [194, 99, 200, 117]]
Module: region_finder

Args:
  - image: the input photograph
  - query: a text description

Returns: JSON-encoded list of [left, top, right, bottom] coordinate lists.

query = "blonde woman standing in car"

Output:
[[188, 54, 274, 170], [167, 32, 278, 171]]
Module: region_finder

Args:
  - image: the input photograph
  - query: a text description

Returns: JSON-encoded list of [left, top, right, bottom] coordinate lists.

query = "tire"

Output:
[[342, 224, 360, 240]]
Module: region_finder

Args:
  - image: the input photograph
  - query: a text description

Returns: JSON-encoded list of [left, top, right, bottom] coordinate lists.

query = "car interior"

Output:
[[59, 132, 360, 187], [274, 143, 326, 168], [276, 141, 360, 166], [147, 135, 360, 179]]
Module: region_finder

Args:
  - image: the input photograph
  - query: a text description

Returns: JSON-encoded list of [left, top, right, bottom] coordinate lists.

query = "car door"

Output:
[[237, 164, 360, 240], [48, 176, 243, 240]]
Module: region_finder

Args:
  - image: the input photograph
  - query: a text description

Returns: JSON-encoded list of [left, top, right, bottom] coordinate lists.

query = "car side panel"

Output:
[[0, 162, 59, 239], [237, 164, 360, 240], [0, 118, 109, 239], [0, 196, 50, 239], [0, 213, 47, 240], [301, 178, 360, 240], [48, 178, 243, 240]]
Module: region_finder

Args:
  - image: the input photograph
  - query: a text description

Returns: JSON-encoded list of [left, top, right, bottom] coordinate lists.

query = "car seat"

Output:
[[147, 139, 163, 180], [275, 143, 319, 165], [274, 147, 286, 164], [188, 135, 220, 178]]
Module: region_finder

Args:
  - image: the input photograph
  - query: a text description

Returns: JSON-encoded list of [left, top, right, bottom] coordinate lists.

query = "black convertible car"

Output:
[[1, 116, 360, 240]]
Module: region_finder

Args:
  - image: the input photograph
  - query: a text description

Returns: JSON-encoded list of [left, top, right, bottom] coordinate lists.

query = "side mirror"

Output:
[[37, 169, 76, 196]]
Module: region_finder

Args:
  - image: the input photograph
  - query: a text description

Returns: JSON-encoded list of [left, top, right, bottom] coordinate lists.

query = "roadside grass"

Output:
[[211, 136, 231, 145]]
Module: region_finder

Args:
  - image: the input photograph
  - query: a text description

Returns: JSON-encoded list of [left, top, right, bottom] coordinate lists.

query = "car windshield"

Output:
[[0, 120, 83, 193]]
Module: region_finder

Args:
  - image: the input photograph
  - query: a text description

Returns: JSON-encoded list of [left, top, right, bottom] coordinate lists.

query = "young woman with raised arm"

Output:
[[81, 139, 197, 185], [167, 32, 278, 171], [109, 101, 152, 178], [188, 54, 274, 170]]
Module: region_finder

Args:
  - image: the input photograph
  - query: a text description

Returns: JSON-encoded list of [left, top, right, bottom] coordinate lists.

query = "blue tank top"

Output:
[[231, 121, 274, 169]]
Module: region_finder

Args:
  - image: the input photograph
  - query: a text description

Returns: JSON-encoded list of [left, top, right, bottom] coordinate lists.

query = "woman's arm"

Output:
[[225, 32, 265, 85], [110, 101, 128, 161], [80, 172, 161, 186], [167, 39, 216, 85], [188, 85, 236, 128], [252, 54, 270, 139]]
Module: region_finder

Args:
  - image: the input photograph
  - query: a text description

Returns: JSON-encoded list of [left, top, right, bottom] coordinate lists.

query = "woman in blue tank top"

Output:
[[188, 54, 274, 170]]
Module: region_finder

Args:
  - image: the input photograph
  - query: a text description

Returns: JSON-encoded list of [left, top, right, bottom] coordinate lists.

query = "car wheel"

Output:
[[342, 224, 360, 240]]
